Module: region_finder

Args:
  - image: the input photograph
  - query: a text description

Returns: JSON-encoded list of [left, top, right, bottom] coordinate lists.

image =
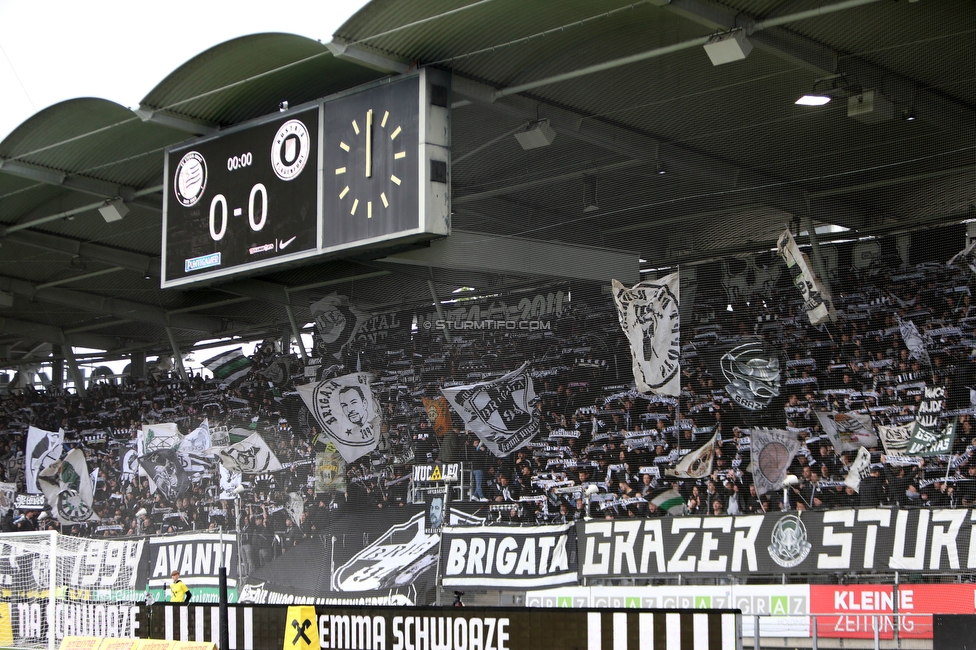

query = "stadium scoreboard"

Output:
[[161, 68, 451, 288]]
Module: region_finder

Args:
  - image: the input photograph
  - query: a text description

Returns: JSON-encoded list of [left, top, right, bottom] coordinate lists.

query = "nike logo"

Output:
[[278, 236, 297, 250]]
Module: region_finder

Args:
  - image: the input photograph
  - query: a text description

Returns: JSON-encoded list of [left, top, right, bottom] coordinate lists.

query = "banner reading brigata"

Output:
[[577, 508, 976, 578], [441, 524, 578, 588]]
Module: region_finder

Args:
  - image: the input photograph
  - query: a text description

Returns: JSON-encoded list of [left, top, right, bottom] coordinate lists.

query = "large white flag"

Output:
[[441, 363, 541, 458], [26, 426, 63, 494], [844, 446, 872, 493], [814, 411, 879, 453], [878, 422, 913, 455], [750, 428, 801, 495], [611, 272, 681, 396], [296, 373, 381, 463], [37, 448, 98, 524], [668, 430, 719, 479], [776, 230, 837, 325], [212, 433, 283, 474], [898, 317, 931, 367]]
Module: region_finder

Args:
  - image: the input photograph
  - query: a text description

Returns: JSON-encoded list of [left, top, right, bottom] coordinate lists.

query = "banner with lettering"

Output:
[[145, 532, 238, 603], [441, 524, 578, 588], [576, 508, 976, 579]]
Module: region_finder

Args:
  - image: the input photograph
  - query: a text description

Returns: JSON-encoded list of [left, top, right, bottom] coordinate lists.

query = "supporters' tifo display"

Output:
[[4, 226, 976, 605]]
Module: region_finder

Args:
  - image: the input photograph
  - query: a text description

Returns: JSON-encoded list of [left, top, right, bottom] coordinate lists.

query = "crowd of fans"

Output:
[[2, 237, 976, 574]]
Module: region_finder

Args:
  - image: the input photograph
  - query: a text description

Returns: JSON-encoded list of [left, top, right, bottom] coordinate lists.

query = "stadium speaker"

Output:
[[514, 119, 556, 150], [98, 198, 129, 223], [703, 30, 753, 66]]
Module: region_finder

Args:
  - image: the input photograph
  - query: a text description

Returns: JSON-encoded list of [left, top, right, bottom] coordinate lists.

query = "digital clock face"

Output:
[[161, 106, 321, 287]]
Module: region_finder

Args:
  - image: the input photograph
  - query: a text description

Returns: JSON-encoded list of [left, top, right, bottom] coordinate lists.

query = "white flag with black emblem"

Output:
[[668, 430, 719, 479], [814, 411, 879, 453], [26, 426, 64, 494], [611, 271, 681, 396], [844, 446, 872, 493], [211, 433, 283, 474], [898, 317, 931, 367], [296, 373, 381, 463], [750, 428, 801, 495], [441, 363, 541, 458], [776, 230, 837, 325], [37, 448, 98, 524]]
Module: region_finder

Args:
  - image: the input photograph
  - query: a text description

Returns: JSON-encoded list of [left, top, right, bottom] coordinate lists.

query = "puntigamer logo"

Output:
[[185, 253, 221, 273]]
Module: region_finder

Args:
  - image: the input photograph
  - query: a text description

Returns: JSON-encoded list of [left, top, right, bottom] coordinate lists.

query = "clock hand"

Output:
[[365, 108, 373, 178]]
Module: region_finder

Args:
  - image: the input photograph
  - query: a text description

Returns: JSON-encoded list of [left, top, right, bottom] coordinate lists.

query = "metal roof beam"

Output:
[[0, 159, 161, 212], [134, 105, 219, 136], [0, 274, 230, 333], [0, 316, 122, 352], [665, 0, 976, 136], [451, 75, 870, 230], [3, 231, 157, 279], [326, 39, 412, 74]]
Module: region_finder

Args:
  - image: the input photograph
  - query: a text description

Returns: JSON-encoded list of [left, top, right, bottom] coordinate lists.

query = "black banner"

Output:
[[151, 604, 740, 650], [577, 508, 976, 579], [441, 524, 578, 588]]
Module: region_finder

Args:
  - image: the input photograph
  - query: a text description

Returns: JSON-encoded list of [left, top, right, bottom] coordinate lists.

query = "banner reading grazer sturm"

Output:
[[442, 524, 578, 589], [611, 272, 681, 396], [26, 425, 63, 494], [296, 373, 380, 463], [776, 229, 837, 325], [750, 428, 801, 495], [37, 448, 98, 524], [577, 507, 976, 579], [441, 363, 540, 458], [814, 411, 878, 453]]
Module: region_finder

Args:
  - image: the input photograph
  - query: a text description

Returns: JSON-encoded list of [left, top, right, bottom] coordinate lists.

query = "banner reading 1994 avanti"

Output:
[[576, 508, 976, 579]]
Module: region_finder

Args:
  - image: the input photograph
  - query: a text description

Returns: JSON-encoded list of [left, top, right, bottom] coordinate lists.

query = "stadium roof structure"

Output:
[[0, 0, 973, 371]]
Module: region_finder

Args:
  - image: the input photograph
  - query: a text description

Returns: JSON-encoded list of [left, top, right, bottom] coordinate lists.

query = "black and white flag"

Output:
[[844, 446, 872, 492], [26, 426, 63, 494], [38, 448, 98, 524], [212, 433, 284, 474], [814, 411, 879, 453], [0, 482, 15, 518], [668, 430, 719, 479], [310, 293, 370, 360], [776, 229, 837, 325], [948, 239, 976, 275], [138, 448, 190, 503], [878, 422, 913, 455], [898, 317, 931, 367], [713, 338, 782, 411], [611, 271, 681, 396], [441, 363, 541, 458], [750, 428, 801, 495], [296, 373, 381, 463], [203, 347, 253, 386]]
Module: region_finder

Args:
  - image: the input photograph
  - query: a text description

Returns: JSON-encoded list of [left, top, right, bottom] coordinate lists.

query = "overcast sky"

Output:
[[0, 0, 367, 143]]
